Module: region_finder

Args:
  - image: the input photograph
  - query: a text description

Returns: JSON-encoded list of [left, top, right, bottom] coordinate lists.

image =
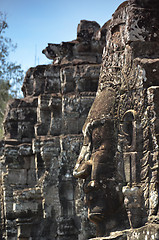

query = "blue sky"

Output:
[[1, 0, 124, 73]]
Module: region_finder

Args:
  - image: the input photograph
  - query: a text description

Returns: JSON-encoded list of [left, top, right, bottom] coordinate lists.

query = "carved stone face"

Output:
[[73, 88, 125, 235], [74, 0, 159, 236]]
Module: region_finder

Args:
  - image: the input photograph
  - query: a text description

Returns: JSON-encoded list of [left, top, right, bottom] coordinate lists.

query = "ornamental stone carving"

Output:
[[74, 0, 159, 238], [1, 1, 159, 239]]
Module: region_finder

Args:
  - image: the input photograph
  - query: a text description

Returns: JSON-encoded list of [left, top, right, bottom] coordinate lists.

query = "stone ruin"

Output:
[[74, 0, 159, 239], [1, 0, 159, 239], [0, 19, 107, 240]]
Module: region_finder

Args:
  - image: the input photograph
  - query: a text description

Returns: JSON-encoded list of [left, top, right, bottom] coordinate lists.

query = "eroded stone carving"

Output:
[[0, 20, 107, 240], [74, 0, 159, 238], [42, 20, 105, 65], [1, 1, 159, 239]]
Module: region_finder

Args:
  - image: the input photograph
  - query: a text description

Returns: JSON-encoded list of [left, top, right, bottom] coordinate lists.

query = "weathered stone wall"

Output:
[[0, 20, 107, 240], [73, 0, 159, 239], [89, 224, 159, 240], [1, 1, 159, 240], [99, 0, 159, 226]]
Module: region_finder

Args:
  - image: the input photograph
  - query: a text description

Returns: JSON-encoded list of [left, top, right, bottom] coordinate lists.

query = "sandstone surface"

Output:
[[0, 20, 107, 240], [1, 1, 159, 240]]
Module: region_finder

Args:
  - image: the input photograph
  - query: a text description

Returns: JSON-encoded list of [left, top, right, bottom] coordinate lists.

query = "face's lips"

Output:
[[73, 160, 92, 179], [88, 212, 105, 223], [73, 168, 86, 178]]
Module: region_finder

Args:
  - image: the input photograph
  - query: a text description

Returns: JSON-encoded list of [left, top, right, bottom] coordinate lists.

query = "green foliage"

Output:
[[0, 79, 12, 138], [0, 12, 24, 138]]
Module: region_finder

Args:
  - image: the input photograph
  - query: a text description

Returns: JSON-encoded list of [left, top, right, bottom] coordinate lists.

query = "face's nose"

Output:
[[73, 145, 92, 179]]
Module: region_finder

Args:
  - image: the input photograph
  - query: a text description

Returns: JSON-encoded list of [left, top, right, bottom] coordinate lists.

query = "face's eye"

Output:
[[91, 122, 116, 152], [83, 135, 90, 146], [92, 126, 105, 150], [92, 130, 102, 150]]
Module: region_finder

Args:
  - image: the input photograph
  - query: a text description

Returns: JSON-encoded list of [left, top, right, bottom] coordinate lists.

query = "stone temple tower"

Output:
[[1, 1, 159, 240]]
